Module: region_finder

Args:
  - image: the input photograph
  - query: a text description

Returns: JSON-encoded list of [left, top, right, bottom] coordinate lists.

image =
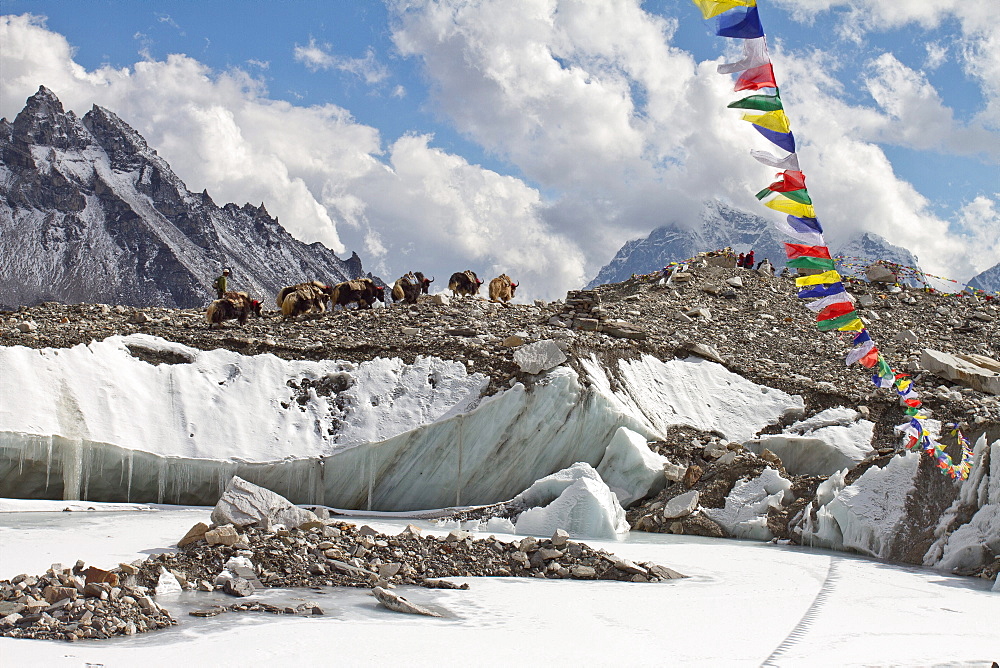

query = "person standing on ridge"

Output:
[[213, 268, 230, 299], [737, 252, 745, 268], [745, 250, 755, 269]]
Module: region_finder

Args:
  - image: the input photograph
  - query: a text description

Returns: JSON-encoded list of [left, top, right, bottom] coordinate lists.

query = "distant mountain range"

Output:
[[0, 86, 372, 310], [587, 200, 922, 288], [967, 262, 1000, 294]]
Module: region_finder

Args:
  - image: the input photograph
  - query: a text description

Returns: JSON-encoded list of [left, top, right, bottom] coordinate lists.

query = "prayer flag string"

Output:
[[688, 0, 974, 479]]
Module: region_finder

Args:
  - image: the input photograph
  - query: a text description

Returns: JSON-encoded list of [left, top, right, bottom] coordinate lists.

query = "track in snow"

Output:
[[760, 555, 841, 667]]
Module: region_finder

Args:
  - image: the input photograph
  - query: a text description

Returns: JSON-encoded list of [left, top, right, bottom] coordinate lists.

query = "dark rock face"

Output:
[[0, 86, 375, 310]]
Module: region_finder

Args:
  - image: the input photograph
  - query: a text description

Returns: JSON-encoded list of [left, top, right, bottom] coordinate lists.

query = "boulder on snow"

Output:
[[513, 339, 567, 374], [513, 462, 629, 539], [920, 349, 1000, 395], [211, 476, 318, 529], [178, 522, 209, 547], [680, 343, 725, 364], [372, 586, 441, 617], [204, 525, 240, 546], [596, 426, 667, 506]]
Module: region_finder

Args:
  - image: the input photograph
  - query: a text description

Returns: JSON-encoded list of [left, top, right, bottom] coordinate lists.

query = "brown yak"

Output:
[[206, 297, 255, 328], [277, 281, 337, 319], [223, 291, 263, 318], [488, 274, 518, 305], [332, 278, 385, 310], [391, 272, 434, 304]]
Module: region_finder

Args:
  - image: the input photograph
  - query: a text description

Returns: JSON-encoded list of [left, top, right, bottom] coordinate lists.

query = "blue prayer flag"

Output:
[[787, 215, 823, 234], [754, 125, 795, 152], [797, 282, 845, 299], [716, 6, 765, 39]]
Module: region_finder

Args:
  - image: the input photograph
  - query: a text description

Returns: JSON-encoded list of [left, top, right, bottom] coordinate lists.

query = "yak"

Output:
[[223, 291, 263, 318], [206, 296, 259, 328], [448, 270, 483, 298], [391, 272, 434, 304], [277, 281, 337, 319], [332, 278, 385, 310], [488, 274, 518, 305]]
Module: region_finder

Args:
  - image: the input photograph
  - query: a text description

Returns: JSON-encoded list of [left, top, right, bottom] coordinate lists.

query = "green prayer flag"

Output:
[[816, 311, 858, 331], [786, 256, 836, 271], [727, 94, 783, 112], [781, 188, 812, 205]]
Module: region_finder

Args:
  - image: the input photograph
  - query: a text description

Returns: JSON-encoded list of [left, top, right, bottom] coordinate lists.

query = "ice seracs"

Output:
[[596, 427, 667, 506], [748, 407, 875, 476], [1, 340, 802, 510], [702, 467, 792, 540], [513, 463, 629, 540]]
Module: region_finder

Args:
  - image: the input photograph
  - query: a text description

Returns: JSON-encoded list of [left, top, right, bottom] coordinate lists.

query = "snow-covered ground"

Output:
[[1, 504, 996, 667]]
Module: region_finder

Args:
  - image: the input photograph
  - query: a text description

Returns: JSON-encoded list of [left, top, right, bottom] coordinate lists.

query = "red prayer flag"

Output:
[[859, 347, 880, 368], [735, 63, 777, 91], [816, 301, 855, 321], [784, 243, 833, 259], [767, 170, 806, 192]]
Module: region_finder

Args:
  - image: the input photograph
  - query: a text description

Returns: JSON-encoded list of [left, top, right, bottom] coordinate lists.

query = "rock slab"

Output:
[[211, 476, 318, 528]]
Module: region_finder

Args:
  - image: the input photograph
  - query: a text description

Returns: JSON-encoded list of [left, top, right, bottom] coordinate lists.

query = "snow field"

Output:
[[0, 508, 996, 667]]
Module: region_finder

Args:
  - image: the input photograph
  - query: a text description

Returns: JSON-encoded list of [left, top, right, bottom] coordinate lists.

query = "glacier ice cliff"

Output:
[[0, 336, 803, 509]]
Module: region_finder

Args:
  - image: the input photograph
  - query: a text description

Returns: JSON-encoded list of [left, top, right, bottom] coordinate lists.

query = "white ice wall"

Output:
[[0, 334, 486, 459], [1, 340, 803, 510], [924, 436, 999, 574]]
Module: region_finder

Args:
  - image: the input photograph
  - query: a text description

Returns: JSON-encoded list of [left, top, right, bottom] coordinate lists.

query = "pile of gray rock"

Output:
[[549, 290, 647, 340]]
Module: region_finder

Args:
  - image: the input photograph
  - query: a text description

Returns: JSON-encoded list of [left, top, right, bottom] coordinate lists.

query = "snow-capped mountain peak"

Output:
[[587, 200, 923, 288], [0, 86, 372, 310]]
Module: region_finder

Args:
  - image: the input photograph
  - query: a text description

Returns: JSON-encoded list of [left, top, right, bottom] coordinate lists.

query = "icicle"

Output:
[[63, 436, 83, 501], [366, 447, 374, 512]]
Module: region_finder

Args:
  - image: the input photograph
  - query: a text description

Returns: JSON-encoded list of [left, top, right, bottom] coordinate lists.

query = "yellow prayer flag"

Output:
[[741, 110, 791, 134], [795, 270, 842, 287], [690, 0, 756, 20], [837, 319, 865, 332], [763, 196, 816, 218]]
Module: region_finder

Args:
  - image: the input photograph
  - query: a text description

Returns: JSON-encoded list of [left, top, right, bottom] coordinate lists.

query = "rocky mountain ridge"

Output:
[[0, 86, 371, 310]]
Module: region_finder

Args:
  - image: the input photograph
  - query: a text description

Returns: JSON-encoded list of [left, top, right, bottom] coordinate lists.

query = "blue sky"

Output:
[[1, 1, 997, 297]]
